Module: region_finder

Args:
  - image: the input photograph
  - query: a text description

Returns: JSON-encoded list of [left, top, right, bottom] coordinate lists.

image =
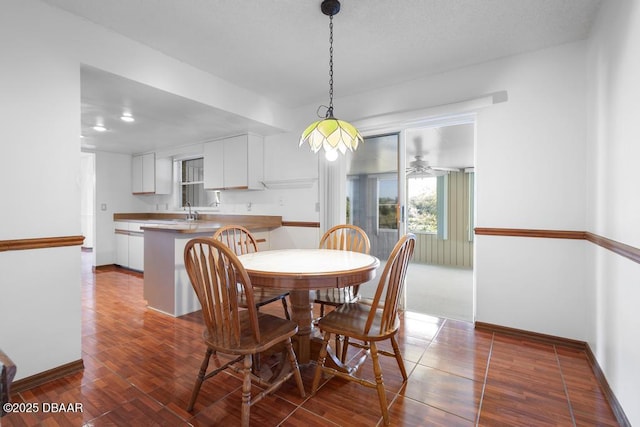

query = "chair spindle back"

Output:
[[365, 234, 415, 335], [213, 225, 258, 255], [320, 224, 370, 254], [184, 237, 261, 347]]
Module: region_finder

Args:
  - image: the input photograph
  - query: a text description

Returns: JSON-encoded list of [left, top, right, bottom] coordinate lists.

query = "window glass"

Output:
[[179, 158, 205, 207], [378, 178, 398, 230], [346, 178, 354, 225], [407, 176, 438, 233]]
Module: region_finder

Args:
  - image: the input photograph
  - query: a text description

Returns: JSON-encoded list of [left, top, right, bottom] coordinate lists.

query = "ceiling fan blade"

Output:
[[430, 166, 462, 172]]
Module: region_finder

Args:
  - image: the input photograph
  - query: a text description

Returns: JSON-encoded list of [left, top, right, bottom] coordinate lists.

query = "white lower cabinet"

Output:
[[115, 231, 129, 267], [114, 221, 144, 272], [128, 234, 144, 271]]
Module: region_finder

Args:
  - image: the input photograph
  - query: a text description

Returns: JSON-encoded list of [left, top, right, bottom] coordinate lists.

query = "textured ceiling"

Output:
[[39, 0, 601, 158], [43, 0, 601, 107]]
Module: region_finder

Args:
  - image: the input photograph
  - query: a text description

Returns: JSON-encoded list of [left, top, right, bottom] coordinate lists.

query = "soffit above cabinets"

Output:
[[80, 66, 281, 155]]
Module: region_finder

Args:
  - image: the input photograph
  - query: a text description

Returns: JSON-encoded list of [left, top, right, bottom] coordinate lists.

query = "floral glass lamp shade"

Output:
[[299, 0, 363, 161], [300, 115, 363, 159]]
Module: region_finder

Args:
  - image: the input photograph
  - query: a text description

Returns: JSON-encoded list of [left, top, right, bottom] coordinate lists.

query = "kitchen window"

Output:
[[179, 158, 205, 207]]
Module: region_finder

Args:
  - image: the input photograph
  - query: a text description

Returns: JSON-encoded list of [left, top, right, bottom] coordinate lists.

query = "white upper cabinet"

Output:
[[132, 152, 172, 194], [203, 140, 224, 190], [203, 134, 264, 190]]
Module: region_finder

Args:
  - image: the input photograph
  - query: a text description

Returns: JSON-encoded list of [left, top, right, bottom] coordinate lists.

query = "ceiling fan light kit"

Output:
[[299, 0, 363, 161]]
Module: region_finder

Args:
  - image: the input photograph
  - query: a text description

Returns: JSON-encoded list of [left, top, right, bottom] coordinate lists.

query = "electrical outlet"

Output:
[[100, 203, 107, 211]]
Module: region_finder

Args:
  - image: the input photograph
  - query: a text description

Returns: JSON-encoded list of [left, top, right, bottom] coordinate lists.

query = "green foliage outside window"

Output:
[[378, 197, 398, 229], [407, 176, 438, 233], [408, 191, 437, 233]]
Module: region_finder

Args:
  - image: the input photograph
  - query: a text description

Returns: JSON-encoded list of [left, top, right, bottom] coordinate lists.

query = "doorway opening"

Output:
[[345, 119, 475, 322], [80, 152, 96, 265]]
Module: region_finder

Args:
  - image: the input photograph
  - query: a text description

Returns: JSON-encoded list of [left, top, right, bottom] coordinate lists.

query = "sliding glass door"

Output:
[[345, 134, 400, 299]]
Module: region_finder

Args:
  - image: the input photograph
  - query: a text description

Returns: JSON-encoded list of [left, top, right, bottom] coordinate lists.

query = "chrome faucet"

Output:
[[186, 202, 196, 221]]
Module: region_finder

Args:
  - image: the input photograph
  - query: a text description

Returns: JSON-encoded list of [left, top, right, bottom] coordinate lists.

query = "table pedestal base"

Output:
[[288, 290, 351, 373]]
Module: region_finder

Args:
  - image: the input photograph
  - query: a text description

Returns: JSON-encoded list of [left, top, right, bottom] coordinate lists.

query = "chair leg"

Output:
[[187, 348, 213, 412], [281, 297, 290, 320], [285, 338, 306, 398], [390, 335, 408, 381], [334, 334, 344, 362], [340, 336, 350, 362], [370, 342, 390, 426], [241, 354, 252, 427], [319, 302, 325, 317], [311, 330, 332, 394]]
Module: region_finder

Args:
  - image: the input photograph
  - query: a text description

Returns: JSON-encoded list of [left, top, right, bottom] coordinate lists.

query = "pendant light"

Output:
[[299, 0, 363, 161]]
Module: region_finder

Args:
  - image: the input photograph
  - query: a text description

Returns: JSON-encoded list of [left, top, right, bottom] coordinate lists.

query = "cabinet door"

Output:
[[115, 232, 129, 267], [141, 153, 156, 193], [154, 157, 172, 195], [223, 135, 248, 189], [132, 155, 144, 194], [129, 234, 144, 271], [246, 133, 264, 190], [203, 134, 263, 190], [203, 140, 224, 189]]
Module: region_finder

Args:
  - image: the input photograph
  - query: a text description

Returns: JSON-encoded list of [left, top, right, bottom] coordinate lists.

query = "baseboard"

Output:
[[11, 359, 84, 394], [475, 322, 630, 427], [583, 345, 632, 427], [475, 321, 586, 349], [94, 264, 143, 278]]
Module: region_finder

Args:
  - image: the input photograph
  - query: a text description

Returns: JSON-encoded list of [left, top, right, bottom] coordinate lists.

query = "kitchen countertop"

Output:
[[114, 213, 282, 234]]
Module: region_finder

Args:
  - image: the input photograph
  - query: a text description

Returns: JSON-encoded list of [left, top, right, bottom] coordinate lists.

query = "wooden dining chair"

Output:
[[184, 237, 305, 426], [213, 225, 290, 320], [314, 224, 371, 358], [311, 233, 416, 426], [314, 224, 371, 316]]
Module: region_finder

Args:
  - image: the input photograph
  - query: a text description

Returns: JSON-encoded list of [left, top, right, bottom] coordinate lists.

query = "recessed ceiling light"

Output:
[[93, 125, 107, 132], [120, 113, 135, 122]]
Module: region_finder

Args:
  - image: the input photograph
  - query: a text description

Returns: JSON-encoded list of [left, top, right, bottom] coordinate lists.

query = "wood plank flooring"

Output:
[[3, 251, 619, 426]]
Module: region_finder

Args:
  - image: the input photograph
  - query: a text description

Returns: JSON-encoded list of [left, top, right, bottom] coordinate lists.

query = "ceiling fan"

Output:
[[406, 155, 460, 177]]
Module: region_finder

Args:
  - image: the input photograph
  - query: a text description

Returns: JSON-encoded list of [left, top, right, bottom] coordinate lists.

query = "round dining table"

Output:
[[237, 248, 379, 364]]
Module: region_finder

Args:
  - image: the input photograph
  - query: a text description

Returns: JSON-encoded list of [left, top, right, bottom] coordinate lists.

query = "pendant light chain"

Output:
[[327, 14, 334, 117], [299, 0, 363, 159]]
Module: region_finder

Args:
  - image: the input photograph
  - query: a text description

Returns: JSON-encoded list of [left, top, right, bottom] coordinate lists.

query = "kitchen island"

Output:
[[133, 214, 281, 317]]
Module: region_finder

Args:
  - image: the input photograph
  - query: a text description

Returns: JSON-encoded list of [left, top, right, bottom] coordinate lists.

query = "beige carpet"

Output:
[[359, 261, 474, 322]]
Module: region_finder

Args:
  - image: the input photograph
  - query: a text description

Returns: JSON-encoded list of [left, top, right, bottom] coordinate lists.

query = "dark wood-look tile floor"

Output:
[[3, 251, 619, 426]]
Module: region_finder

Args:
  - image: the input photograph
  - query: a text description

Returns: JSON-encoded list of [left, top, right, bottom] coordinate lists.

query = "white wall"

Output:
[[304, 42, 589, 339], [473, 45, 589, 339], [0, 0, 83, 379], [587, 0, 640, 424]]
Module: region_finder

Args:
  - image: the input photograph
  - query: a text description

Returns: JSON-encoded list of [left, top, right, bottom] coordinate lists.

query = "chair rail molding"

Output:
[[0, 235, 85, 252], [474, 228, 640, 264]]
